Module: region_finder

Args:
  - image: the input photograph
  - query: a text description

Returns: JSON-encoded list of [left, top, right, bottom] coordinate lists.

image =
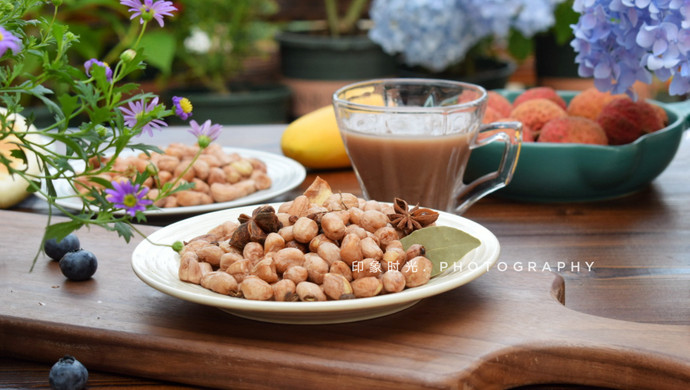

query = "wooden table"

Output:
[[1, 125, 688, 389]]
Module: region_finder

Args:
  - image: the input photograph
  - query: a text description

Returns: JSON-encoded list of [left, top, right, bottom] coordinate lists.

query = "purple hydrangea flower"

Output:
[[120, 0, 177, 27], [0, 26, 22, 57], [172, 96, 193, 121], [105, 180, 153, 216], [119, 96, 167, 137], [188, 119, 222, 147], [84, 58, 113, 81], [572, 0, 690, 97]]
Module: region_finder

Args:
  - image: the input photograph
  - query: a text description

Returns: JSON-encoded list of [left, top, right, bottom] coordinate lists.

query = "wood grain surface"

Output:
[[1, 126, 689, 389]]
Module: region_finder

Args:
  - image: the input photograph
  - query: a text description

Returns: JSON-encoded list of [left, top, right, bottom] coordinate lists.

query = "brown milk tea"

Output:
[[340, 129, 473, 211]]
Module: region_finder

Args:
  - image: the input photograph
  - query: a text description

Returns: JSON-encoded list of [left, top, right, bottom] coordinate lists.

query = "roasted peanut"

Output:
[[293, 217, 319, 243], [316, 241, 341, 265], [352, 258, 383, 279], [321, 212, 347, 241], [178, 252, 203, 284], [344, 224, 368, 240], [304, 253, 329, 284], [322, 273, 355, 300], [282, 265, 308, 285], [351, 276, 383, 298], [359, 209, 389, 233], [401, 256, 433, 287], [219, 251, 243, 271], [405, 244, 426, 261], [226, 258, 252, 282], [274, 247, 305, 273], [360, 236, 383, 261], [200, 271, 239, 296], [208, 220, 239, 240], [276, 212, 292, 227], [195, 244, 224, 267], [252, 258, 279, 283], [278, 225, 294, 242], [347, 207, 363, 225], [308, 233, 335, 253], [243, 242, 264, 263], [287, 195, 311, 217], [381, 270, 406, 293], [240, 276, 274, 301], [381, 247, 407, 272], [272, 279, 298, 302], [329, 260, 353, 281], [339, 233, 362, 266], [375, 226, 399, 249], [296, 281, 327, 301], [263, 232, 285, 253], [362, 200, 383, 211]]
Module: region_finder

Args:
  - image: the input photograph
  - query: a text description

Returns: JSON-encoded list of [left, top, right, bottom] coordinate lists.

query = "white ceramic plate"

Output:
[[43, 147, 306, 216], [131, 203, 501, 324]]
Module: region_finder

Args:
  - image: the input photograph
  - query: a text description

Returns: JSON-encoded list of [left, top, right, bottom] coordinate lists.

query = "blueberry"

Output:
[[44, 233, 80, 261], [49, 355, 88, 390], [59, 249, 98, 281]]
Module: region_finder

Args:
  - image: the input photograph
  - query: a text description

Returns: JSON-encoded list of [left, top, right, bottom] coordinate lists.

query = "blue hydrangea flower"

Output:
[[0, 26, 22, 57], [105, 180, 153, 216], [120, 0, 177, 27], [572, 0, 690, 96], [84, 58, 113, 82], [368, 0, 566, 72]]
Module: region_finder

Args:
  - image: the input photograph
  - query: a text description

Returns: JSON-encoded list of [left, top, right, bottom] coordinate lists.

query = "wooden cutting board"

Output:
[[1, 210, 688, 389]]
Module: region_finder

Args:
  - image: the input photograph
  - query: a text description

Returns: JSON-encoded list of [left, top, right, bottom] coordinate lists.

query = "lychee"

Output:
[[538, 117, 608, 145], [477, 118, 535, 142], [597, 98, 665, 145], [567, 87, 621, 121], [513, 87, 567, 110], [487, 91, 512, 117], [482, 106, 503, 124], [510, 98, 567, 135]]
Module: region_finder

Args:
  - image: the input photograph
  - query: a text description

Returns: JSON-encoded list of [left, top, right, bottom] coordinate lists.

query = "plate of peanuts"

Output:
[[46, 143, 306, 216], [131, 178, 500, 324]]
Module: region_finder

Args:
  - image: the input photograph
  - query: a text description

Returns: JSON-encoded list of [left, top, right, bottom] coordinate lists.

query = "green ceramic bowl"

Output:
[[465, 90, 688, 202]]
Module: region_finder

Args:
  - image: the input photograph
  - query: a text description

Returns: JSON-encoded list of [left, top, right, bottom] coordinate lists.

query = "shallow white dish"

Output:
[[131, 203, 501, 324], [44, 147, 306, 216]]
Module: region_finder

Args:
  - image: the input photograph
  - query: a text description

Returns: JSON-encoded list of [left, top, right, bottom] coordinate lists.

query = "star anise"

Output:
[[229, 205, 283, 250], [387, 198, 439, 235]]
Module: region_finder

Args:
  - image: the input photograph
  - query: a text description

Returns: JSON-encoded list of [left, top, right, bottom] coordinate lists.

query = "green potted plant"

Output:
[[367, 0, 569, 90], [159, 0, 292, 124], [275, 0, 397, 117]]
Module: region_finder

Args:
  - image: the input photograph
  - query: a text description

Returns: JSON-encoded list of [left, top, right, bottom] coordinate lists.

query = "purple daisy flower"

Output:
[[119, 96, 167, 137], [0, 26, 22, 57], [188, 119, 223, 147], [84, 58, 113, 81], [120, 0, 177, 27], [105, 180, 153, 216], [172, 96, 193, 121]]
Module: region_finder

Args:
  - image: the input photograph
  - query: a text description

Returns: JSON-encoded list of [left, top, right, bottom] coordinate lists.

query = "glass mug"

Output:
[[332, 78, 522, 214]]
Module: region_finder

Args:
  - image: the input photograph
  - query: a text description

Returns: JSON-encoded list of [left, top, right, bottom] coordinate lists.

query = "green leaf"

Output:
[[139, 32, 176, 75], [44, 220, 84, 242], [400, 226, 481, 277], [507, 30, 533, 61]]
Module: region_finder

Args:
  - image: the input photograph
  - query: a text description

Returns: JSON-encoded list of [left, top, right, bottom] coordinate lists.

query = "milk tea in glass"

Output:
[[333, 79, 522, 214]]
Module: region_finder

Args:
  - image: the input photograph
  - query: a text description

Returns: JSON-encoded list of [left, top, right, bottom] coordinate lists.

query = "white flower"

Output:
[[184, 27, 212, 54]]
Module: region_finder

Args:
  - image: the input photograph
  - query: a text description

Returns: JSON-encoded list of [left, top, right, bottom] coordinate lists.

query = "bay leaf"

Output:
[[400, 226, 481, 277]]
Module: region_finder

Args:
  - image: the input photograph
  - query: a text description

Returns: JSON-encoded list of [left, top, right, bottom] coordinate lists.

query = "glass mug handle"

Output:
[[454, 121, 523, 214]]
